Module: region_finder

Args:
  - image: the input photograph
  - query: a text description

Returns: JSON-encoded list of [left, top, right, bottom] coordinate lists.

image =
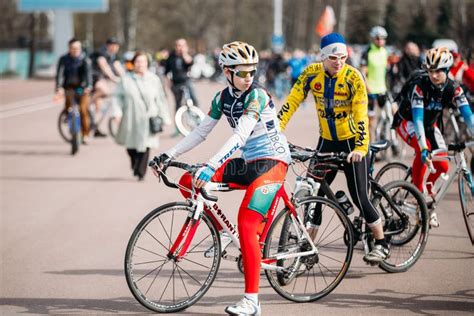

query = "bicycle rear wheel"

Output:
[[371, 180, 429, 273], [374, 162, 411, 187], [458, 172, 474, 245], [175, 106, 205, 136], [125, 202, 221, 313], [264, 197, 353, 302]]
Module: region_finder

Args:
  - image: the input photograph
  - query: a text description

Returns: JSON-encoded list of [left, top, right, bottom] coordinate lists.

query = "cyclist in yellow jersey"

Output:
[[278, 32, 390, 263]]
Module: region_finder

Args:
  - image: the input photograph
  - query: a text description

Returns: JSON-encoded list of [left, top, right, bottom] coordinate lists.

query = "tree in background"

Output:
[[384, 1, 400, 46], [437, 0, 453, 38], [405, 7, 435, 49]]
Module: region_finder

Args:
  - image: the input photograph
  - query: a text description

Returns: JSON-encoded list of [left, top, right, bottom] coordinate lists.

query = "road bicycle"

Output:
[[58, 96, 120, 142], [174, 85, 205, 136], [289, 140, 429, 273], [373, 92, 406, 160], [124, 159, 354, 313], [59, 88, 84, 155], [375, 141, 474, 245]]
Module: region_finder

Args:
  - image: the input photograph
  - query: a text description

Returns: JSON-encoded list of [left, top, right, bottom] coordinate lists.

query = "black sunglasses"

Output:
[[228, 68, 257, 78]]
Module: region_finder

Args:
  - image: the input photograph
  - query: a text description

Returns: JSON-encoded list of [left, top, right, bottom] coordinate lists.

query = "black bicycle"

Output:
[[290, 140, 429, 273]]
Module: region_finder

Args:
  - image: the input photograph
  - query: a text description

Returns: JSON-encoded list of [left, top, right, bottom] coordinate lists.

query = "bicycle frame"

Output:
[[166, 181, 319, 272], [427, 142, 474, 209]]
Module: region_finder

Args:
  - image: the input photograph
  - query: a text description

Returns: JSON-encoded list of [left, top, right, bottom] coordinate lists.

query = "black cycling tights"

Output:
[[309, 137, 381, 226]]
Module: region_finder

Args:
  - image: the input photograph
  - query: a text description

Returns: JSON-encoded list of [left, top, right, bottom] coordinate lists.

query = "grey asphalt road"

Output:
[[1, 79, 473, 315]]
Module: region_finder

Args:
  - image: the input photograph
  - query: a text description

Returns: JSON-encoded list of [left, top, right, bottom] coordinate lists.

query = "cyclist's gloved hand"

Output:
[[420, 148, 431, 164], [193, 164, 215, 189]]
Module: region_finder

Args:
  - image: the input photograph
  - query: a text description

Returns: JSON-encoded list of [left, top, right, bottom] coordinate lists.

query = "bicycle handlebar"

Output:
[[149, 160, 218, 202], [289, 142, 349, 164]]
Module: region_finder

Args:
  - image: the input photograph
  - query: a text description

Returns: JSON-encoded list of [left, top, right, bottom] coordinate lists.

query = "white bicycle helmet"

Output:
[[218, 41, 259, 68], [370, 26, 388, 39], [424, 47, 453, 70]]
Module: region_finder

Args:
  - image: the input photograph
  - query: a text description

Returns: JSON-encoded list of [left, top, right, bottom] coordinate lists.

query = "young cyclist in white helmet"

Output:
[[152, 41, 291, 315]]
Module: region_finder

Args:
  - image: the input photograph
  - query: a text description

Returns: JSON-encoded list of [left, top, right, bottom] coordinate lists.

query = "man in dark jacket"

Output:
[[165, 38, 198, 113], [55, 38, 93, 142]]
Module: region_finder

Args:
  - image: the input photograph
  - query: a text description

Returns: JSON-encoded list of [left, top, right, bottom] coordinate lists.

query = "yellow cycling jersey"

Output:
[[278, 62, 370, 154]]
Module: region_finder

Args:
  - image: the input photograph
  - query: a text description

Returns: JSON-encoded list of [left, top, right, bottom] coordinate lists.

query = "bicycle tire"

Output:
[[175, 106, 205, 136], [371, 180, 429, 273], [458, 172, 474, 245], [70, 111, 80, 155], [374, 162, 411, 187], [124, 202, 221, 313], [108, 116, 121, 138], [264, 197, 353, 302], [58, 110, 72, 142]]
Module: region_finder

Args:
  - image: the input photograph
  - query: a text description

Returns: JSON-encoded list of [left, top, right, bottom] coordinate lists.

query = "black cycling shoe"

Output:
[[94, 129, 107, 137]]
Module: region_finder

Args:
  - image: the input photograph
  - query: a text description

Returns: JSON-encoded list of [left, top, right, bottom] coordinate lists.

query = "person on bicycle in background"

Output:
[[55, 38, 93, 143], [278, 32, 390, 264], [392, 47, 474, 227], [165, 38, 199, 135], [153, 41, 291, 316], [360, 26, 390, 148], [91, 36, 125, 137]]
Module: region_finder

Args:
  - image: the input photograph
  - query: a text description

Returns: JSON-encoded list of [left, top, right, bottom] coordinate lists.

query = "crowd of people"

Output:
[[54, 26, 474, 315]]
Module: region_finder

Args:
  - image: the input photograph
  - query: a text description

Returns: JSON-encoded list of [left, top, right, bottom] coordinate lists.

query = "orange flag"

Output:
[[316, 6, 336, 37]]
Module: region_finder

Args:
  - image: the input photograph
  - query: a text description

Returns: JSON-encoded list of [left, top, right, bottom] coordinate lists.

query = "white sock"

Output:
[[244, 293, 259, 305]]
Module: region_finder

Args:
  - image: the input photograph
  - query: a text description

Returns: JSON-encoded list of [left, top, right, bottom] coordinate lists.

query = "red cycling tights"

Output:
[[397, 120, 449, 194]]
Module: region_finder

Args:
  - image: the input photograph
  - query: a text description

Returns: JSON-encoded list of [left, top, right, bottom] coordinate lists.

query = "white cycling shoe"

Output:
[[204, 231, 232, 258], [225, 297, 261, 316], [429, 211, 440, 228]]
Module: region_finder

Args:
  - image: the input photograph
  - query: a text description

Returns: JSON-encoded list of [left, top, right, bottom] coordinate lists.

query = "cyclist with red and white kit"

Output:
[[152, 41, 291, 316], [392, 47, 474, 227]]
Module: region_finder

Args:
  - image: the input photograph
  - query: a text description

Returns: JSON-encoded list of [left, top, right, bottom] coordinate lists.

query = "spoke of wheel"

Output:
[[315, 206, 336, 245], [318, 235, 344, 249], [318, 252, 344, 264], [181, 256, 211, 270], [136, 260, 168, 283], [318, 261, 339, 278], [158, 262, 178, 302], [316, 224, 344, 247], [187, 233, 212, 254], [318, 263, 329, 287], [136, 246, 168, 259], [176, 264, 191, 299], [176, 263, 204, 286], [141, 261, 167, 294], [312, 267, 318, 294], [158, 216, 172, 246], [134, 259, 167, 266], [145, 229, 170, 252]]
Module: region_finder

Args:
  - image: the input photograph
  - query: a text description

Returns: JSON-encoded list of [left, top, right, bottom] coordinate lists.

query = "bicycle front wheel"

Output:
[[58, 109, 72, 142], [175, 106, 205, 136], [264, 197, 353, 302], [371, 180, 429, 273], [458, 172, 474, 245], [124, 202, 221, 313]]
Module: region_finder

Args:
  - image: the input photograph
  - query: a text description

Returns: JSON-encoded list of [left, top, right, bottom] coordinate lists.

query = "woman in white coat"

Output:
[[115, 51, 171, 180]]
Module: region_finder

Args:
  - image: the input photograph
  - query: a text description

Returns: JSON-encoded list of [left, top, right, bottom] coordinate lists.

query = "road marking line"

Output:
[[0, 102, 58, 119], [0, 95, 53, 111]]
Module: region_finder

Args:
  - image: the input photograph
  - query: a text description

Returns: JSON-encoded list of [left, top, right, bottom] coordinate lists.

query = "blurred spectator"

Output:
[[288, 49, 310, 85], [115, 51, 171, 181], [55, 38, 92, 143], [397, 42, 422, 84], [165, 39, 198, 113], [266, 52, 289, 100], [450, 51, 474, 94], [90, 36, 125, 137]]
